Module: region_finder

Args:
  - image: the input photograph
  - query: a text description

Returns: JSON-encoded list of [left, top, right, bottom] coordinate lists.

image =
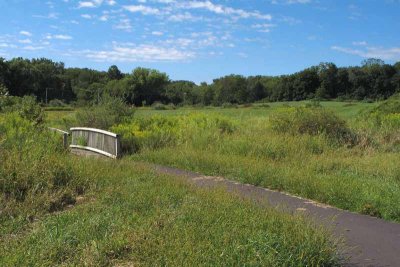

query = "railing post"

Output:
[[116, 134, 121, 158], [63, 132, 68, 149]]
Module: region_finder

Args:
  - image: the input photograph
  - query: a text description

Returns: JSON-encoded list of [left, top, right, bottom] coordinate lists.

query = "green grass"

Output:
[[42, 100, 400, 222], [1, 112, 340, 266], [120, 101, 400, 222], [134, 101, 376, 120], [0, 158, 340, 266]]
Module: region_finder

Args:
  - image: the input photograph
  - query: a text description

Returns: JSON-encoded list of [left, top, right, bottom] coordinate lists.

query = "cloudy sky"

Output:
[[1, 0, 399, 83]]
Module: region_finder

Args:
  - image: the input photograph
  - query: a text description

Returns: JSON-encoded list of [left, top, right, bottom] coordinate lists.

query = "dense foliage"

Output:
[[1, 57, 399, 107]]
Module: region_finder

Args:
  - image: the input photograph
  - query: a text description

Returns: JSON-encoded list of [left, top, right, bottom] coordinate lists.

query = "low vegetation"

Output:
[[0, 101, 340, 266], [117, 99, 400, 222]]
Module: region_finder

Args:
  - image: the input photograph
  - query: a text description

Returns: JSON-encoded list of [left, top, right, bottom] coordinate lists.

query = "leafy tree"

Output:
[[0, 83, 8, 97], [125, 67, 169, 106], [317, 62, 338, 98], [292, 67, 320, 100], [362, 58, 385, 67], [165, 80, 196, 105], [336, 68, 352, 98], [213, 75, 247, 104], [107, 65, 123, 80], [247, 76, 266, 102]]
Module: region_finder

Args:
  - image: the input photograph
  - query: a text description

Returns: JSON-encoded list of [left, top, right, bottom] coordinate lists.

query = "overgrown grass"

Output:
[[0, 111, 340, 266], [42, 100, 400, 222], [122, 100, 400, 222], [0, 159, 340, 266]]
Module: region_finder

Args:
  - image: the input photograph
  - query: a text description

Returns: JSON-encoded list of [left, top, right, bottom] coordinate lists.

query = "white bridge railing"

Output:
[[70, 127, 120, 159]]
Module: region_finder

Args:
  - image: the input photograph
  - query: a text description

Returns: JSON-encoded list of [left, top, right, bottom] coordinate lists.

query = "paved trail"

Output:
[[152, 164, 400, 267]]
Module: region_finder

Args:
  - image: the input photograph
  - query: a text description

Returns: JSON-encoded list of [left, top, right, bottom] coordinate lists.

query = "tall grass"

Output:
[[0, 158, 340, 266], [0, 113, 91, 229], [0, 111, 340, 266], [128, 101, 400, 222]]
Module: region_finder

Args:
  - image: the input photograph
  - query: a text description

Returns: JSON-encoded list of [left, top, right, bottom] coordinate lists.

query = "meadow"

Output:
[[39, 98, 400, 223], [121, 100, 400, 222], [0, 100, 340, 265]]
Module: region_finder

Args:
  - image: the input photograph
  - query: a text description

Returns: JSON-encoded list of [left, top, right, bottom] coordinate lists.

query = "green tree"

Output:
[[317, 62, 338, 98], [107, 65, 123, 80], [125, 67, 169, 106], [213, 75, 247, 105]]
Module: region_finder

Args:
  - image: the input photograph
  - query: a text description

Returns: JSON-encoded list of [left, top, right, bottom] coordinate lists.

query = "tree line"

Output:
[[1, 57, 399, 106]]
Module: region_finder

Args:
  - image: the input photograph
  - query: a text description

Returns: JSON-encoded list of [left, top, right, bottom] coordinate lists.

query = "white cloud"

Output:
[[271, 0, 311, 4], [33, 12, 59, 19], [123, 5, 160, 15], [114, 19, 132, 31], [22, 45, 45, 50], [352, 41, 367, 46], [83, 43, 195, 62], [152, 31, 164, 36], [100, 15, 109, 21], [81, 14, 92, 19], [168, 12, 199, 22], [54, 34, 73, 40], [251, 23, 275, 32], [332, 45, 400, 61], [78, 1, 96, 8], [20, 31, 32, 37], [178, 1, 272, 20], [46, 34, 73, 40], [19, 39, 32, 44], [78, 0, 115, 8]]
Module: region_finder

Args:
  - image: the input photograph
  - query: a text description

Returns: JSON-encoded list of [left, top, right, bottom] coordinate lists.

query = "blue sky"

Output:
[[0, 0, 399, 83]]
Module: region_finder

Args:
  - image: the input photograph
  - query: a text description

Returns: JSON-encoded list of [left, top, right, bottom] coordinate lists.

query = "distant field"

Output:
[[134, 101, 376, 120]]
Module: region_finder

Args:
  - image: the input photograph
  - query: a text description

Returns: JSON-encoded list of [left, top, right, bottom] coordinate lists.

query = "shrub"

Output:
[[111, 114, 236, 154], [304, 99, 322, 108], [75, 97, 134, 130], [152, 101, 168, 110], [256, 103, 270, 108], [270, 107, 356, 145], [1, 95, 45, 126], [0, 113, 89, 219], [221, 102, 238, 108], [48, 99, 67, 107], [365, 95, 400, 129]]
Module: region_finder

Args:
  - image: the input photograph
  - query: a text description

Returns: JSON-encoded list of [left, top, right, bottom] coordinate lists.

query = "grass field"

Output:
[[128, 101, 399, 222], [41, 100, 400, 223], [0, 116, 340, 265], [4, 99, 397, 264]]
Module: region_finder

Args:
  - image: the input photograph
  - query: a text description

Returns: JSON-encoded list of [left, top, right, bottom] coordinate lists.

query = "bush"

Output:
[[270, 107, 356, 145], [365, 95, 400, 129], [256, 103, 270, 108], [1, 96, 45, 126], [304, 99, 322, 108], [111, 114, 236, 154], [48, 99, 67, 107], [221, 102, 238, 108], [152, 101, 168, 110], [75, 97, 134, 130], [0, 113, 89, 219]]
